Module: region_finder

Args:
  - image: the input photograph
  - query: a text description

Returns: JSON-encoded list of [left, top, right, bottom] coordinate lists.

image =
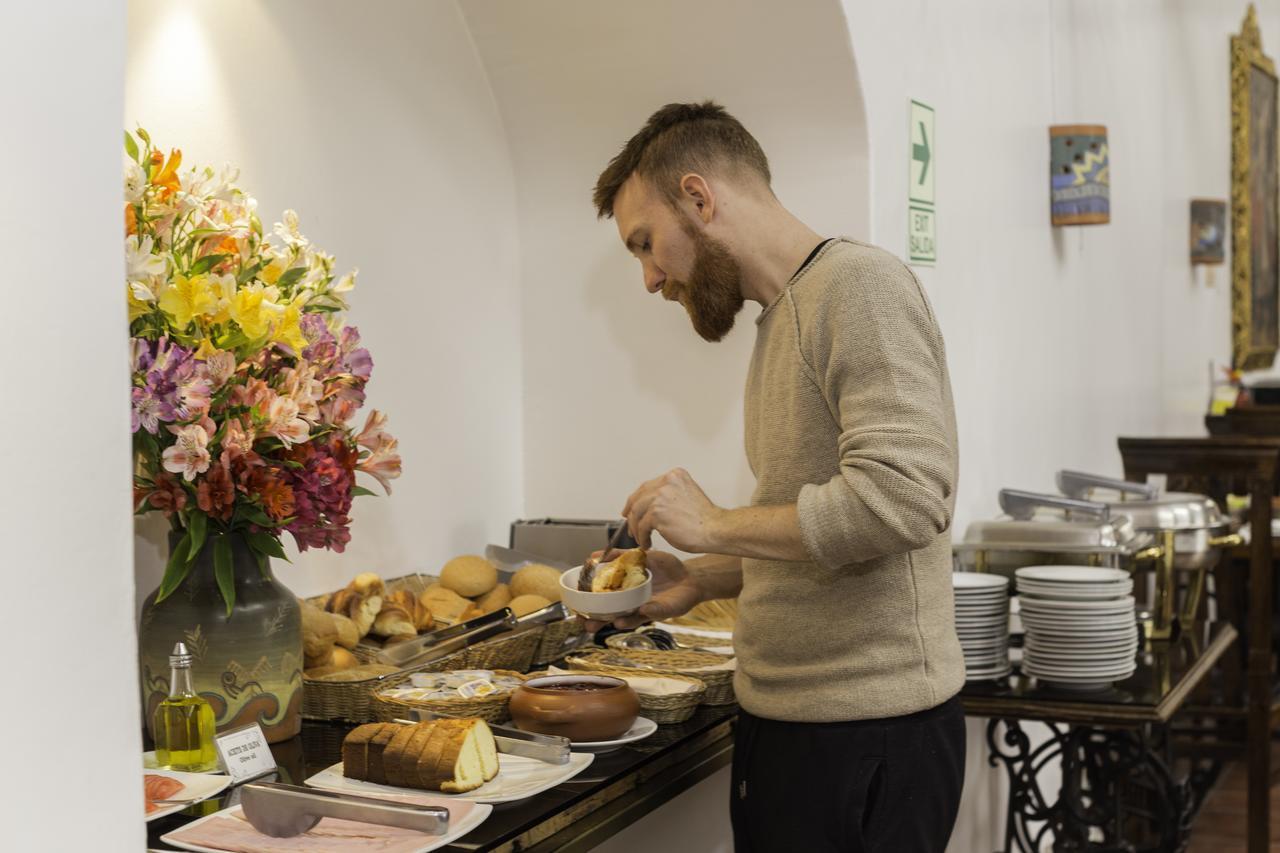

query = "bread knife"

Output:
[[240, 781, 450, 838]]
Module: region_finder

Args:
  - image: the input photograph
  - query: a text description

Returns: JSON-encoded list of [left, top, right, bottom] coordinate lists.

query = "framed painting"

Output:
[[1232, 4, 1280, 370]]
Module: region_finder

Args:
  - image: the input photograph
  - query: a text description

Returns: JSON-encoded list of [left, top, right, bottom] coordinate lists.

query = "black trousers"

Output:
[[730, 697, 965, 852]]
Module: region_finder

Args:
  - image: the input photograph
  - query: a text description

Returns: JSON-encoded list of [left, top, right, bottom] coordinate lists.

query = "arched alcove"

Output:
[[460, 0, 873, 517]]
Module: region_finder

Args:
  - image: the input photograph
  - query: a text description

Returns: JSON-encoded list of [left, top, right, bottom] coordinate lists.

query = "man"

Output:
[[590, 102, 966, 852]]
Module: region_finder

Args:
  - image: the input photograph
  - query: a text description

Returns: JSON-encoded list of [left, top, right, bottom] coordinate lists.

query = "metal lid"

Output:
[[958, 489, 1152, 554], [169, 641, 193, 669], [1056, 470, 1227, 532]]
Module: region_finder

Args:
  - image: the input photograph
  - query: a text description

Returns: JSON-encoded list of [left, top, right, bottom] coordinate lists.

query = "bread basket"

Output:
[[372, 669, 528, 724], [565, 648, 735, 706]]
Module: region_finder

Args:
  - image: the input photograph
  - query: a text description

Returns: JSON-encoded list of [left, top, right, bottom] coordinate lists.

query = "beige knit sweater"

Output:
[[736, 238, 964, 722]]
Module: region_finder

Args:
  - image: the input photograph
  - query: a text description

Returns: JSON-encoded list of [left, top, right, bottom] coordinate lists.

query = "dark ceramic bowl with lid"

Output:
[[508, 674, 640, 742]]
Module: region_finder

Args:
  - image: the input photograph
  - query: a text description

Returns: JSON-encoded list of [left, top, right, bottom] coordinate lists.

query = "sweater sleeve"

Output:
[[794, 248, 957, 569]]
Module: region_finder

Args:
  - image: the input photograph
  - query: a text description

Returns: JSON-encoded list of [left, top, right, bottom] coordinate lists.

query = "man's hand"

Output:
[[582, 549, 702, 631], [622, 468, 724, 552]]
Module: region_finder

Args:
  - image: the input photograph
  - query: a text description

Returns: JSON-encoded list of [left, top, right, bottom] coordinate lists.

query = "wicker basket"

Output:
[[529, 668, 706, 725], [459, 627, 542, 672], [565, 648, 736, 706], [531, 616, 588, 666], [372, 669, 528, 724]]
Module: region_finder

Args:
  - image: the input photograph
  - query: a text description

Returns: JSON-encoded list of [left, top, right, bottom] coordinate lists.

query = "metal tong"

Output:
[[375, 607, 518, 668], [394, 712, 571, 765], [583, 518, 634, 573], [240, 781, 449, 838]]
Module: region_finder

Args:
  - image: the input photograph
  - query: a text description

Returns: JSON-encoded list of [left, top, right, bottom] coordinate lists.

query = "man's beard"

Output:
[[665, 228, 744, 343]]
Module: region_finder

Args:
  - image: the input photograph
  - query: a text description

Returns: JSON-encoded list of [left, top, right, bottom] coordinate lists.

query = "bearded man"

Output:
[[590, 101, 966, 852]]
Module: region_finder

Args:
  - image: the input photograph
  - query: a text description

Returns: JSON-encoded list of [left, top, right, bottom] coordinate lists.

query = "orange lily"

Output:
[[150, 148, 182, 199], [124, 204, 138, 236]]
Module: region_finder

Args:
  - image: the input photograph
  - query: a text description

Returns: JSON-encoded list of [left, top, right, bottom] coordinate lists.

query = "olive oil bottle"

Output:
[[153, 641, 217, 772]]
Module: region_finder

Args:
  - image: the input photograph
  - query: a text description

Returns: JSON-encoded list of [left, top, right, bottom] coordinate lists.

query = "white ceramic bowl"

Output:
[[559, 566, 652, 620]]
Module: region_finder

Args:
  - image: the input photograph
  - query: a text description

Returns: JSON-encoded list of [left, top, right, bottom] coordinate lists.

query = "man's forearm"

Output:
[[705, 503, 811, 562], [684, 553, 746, 600]]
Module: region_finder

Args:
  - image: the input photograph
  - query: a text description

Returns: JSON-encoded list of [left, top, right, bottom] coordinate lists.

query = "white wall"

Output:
[[126, 0, 525, 603], [0, 3, 141, 850], [461, 0, 871, 524]]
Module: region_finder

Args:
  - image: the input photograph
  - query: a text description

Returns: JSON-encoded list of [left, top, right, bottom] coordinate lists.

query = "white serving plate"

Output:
[[952, 573, 1010, 590], [1016, 584, 1133, 601], [145, 768, 231, 823], [1024, 639, 1138, 654], [307, 751, 595, 805], [1022, 646, 1137, 662], [1016, 566, 1130, 584], [570, 716, 658, 750], [955, 616, 1008, 627], [959, 639, 1010, 652], [1018, 596, 1136, 613], [162, 799, 491, 853], [1023, 660, 1137, 677], [1019, 611, 1135, 626]]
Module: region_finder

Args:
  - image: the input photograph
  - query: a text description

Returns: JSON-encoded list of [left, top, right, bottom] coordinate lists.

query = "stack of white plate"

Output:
[[952, 573, 1011, 681], [1015, 566, 1137, 690]]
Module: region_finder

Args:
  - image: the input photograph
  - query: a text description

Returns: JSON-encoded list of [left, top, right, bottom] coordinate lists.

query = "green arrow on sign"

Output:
[[912, 122, 931, 184]]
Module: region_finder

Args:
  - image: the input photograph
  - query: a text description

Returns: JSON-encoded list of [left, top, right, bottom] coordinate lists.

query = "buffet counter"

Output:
[[146, 704, 737, 852]]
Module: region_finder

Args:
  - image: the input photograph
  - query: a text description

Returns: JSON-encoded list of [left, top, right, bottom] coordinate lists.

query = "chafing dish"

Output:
[[1056, 470, 1242, 630]]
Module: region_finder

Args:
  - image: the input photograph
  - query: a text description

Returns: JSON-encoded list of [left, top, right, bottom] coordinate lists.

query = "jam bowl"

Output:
[[508, 674, 640, 742]]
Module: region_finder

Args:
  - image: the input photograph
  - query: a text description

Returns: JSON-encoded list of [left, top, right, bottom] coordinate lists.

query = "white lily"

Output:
[[124, 161, 147, 202], [125, 235, 167, 301]]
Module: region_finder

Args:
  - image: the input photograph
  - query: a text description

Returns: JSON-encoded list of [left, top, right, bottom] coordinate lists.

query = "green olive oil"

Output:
[[153, 642, 217, 772]]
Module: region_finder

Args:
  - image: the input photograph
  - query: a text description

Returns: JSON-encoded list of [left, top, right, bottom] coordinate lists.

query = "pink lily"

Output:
[[162, 423, 212, 482]]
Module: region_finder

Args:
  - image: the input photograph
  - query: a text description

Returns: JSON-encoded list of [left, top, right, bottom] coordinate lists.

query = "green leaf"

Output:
[[155, 532, 193, 603], [276, 267, 307, 290], [254, 549, 269, 579], [124, 130, 139, 162], [186, 511, 208, 562], [136, 127, 151, 145], [239, 506, 276, 528], [281, 460, 304, 470], [190, 254, 230, 275], [246, 531, 287, 560], [213, 534, 235, 615], [237, 260, 264, 284], [351, 485, 377, 498]]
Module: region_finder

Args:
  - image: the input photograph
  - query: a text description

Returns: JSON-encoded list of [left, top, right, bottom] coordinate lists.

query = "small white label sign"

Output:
[[214, 723, 277, 784]]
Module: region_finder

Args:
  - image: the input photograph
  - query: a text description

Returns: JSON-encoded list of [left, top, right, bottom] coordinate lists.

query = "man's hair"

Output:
[[593, 101, 772, 219]]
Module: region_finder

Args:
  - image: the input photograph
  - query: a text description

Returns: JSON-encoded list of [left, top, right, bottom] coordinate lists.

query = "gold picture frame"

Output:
[[1232, 3, 1280, 370]]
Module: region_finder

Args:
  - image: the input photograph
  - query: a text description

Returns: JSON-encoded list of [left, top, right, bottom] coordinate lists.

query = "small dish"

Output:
[[145, 768, 231, 822], [559, 566, 652, 621], [570, 716, 658, 751]]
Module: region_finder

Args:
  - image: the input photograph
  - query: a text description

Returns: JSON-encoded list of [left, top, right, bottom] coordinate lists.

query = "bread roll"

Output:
[[476, 583, 512, 614], [440, 555, 499, 598], [300, 601, 339, 659], [420, 586, 471, 626], [508, 593, 552, 617], [511, 564, 563, 603], [305, 663, 398, 682], [330, 612, 360, 649], [305, 643, 361, 671]]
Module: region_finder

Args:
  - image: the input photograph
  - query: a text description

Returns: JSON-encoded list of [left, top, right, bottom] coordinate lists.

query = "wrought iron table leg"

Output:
[[986, 719, 1193, 853]]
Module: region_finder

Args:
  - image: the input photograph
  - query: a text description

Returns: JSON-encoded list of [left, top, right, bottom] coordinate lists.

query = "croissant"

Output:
[[371, 589, 429, 637], [325, 572, 386, 638]]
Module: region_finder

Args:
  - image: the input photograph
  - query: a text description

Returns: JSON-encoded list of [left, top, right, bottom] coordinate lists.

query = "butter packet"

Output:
[[456, 678, 497, 699]]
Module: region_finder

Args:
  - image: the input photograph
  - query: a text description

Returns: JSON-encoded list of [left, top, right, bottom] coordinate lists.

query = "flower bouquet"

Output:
[[126, 128, 401, 614]]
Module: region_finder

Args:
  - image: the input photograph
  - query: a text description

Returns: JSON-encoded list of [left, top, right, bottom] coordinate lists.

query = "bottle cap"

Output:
[[169, 641, 194, 668]]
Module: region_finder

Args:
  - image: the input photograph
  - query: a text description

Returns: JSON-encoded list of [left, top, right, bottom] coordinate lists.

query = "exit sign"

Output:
[[908, 100, 936, 265]]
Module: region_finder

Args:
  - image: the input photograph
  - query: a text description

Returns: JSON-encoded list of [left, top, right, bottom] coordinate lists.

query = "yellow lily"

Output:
[[127, 285, 151, 322], [159, 273, 216, 329], [230, 283, 272, 340], [270, 294, 309, 354]]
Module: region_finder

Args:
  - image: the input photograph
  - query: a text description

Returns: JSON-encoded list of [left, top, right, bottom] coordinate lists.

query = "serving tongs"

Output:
[[394, 712, 571, 765], [240, 781, 449, 838], [375, 607, 519, 668]]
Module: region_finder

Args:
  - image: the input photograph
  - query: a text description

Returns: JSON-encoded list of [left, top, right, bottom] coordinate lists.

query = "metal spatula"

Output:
[[240, 782, 450, 838]]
